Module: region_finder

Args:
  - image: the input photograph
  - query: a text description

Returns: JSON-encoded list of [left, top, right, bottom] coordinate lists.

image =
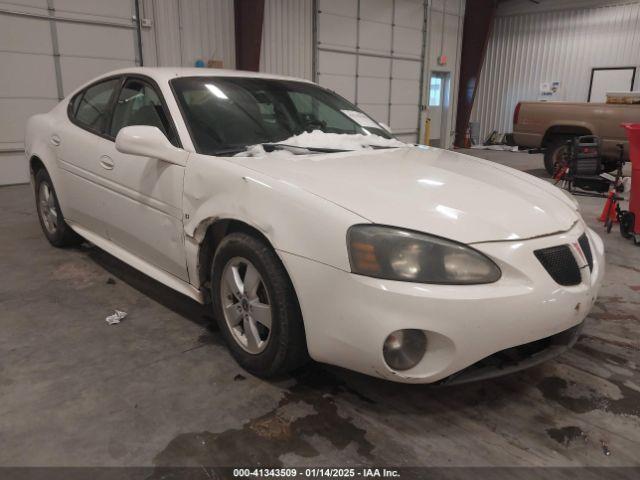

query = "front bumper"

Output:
[[279, 222, 605, 384], [436, 321, 584, 385]]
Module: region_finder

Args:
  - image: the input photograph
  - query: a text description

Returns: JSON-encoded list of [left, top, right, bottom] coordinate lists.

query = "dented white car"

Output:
[[25, 68, 604, 384]]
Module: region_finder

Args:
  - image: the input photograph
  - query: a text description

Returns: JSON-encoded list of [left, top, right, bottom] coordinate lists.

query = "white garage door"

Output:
[[316, 0, 426, 143], [0, 0, 140, 185]]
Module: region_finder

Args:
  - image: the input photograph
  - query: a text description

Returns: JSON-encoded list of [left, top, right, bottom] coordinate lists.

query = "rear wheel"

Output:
[[211, 232, 308, 377], [34, 169, 83, 247], [544, 136, 572, 176]]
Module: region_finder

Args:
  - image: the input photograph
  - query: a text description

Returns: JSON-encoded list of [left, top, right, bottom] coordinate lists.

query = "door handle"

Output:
[[50, 134, 61, 146], [99, 155, 115, 170]]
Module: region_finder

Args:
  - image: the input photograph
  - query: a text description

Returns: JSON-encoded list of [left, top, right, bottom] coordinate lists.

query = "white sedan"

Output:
[[25, 68, 604, 384]]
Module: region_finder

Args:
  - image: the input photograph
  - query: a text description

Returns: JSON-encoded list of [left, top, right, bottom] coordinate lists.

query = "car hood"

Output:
[[231, 146, 579, 244]]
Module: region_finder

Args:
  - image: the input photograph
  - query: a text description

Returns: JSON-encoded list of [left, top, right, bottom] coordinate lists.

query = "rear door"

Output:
[[57, 76, 122, 237], [100, 76, 188, 280]]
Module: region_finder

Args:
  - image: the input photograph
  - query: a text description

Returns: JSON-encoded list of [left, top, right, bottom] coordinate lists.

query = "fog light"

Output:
[[383, 329, 427, 371]]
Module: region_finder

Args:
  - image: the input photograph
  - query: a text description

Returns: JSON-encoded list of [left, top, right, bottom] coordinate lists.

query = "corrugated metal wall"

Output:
[[471, 1, 640, 141], [0, 0, 139, 185], [148, 0, 235, 68], [259, 0, 313, 80]]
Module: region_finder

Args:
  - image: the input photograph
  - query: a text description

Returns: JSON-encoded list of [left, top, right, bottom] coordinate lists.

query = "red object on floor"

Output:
[[622, 123, 640, 234], [554, 165, 568, 181], [598, 192, 618, 223]]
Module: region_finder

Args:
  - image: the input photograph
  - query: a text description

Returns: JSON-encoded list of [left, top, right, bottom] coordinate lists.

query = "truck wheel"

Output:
[[34, 169, 83, 247], [210, 232, 309, 378], [544, 136, 572, 176]]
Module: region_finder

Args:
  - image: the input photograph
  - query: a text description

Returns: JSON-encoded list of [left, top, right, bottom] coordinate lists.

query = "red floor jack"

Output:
[[611, 124, 640, 244]]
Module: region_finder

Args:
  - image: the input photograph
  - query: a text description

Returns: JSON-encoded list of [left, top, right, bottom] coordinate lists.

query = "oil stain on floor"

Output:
[[153, 368, 375, 468], [546, 426, 588, 446]]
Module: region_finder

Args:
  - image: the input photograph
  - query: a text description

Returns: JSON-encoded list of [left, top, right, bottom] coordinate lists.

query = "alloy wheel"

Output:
[[220, 257, 272, 354], [38, 181, 58, 235]]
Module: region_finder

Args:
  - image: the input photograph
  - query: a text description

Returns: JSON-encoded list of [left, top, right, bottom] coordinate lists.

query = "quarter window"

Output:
[[72, 79, 120, 133], [109, 79, 176, 145]]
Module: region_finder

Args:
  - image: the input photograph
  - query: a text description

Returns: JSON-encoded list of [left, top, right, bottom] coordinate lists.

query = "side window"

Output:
[[72, 79, 120, 133], [109, 79, 176, 145]]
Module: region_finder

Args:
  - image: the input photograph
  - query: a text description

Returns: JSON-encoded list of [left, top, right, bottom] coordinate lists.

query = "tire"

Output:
[[620, 211, 635, 240], [34, 168, 83, 247], [210, 232, 308, 378], [544, 136, 572, 176]]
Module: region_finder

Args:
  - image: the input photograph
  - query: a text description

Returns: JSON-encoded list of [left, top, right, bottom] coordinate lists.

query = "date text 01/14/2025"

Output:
[[232, 468, 400, 478]]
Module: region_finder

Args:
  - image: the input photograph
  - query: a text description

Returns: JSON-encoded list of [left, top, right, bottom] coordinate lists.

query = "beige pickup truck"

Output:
[[512, 101, 639, 174]]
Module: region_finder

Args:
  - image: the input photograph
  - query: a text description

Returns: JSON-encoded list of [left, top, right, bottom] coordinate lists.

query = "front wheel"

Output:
[[211, 232, 308, 378]]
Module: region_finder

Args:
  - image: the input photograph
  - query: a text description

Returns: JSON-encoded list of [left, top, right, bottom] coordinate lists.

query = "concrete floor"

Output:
[[1, 149, 639, 468]]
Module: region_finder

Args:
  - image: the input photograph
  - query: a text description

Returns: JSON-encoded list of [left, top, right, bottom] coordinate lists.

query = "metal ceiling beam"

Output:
[[454, 0, 497, 147], [234, 0, 265, 71]]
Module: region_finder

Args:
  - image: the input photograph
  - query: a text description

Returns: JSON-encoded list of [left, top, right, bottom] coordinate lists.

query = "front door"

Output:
[[101, 77, 188, 281]]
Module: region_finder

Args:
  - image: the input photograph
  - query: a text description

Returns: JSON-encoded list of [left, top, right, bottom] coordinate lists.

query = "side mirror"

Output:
[[115, 125, 187, 167]]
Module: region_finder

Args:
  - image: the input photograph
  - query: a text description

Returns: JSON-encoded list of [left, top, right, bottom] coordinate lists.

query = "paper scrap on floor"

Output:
[[106, 310, 127, 325]]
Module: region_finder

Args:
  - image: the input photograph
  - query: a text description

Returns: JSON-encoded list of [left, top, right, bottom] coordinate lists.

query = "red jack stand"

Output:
[[598, 191, 619, 224]]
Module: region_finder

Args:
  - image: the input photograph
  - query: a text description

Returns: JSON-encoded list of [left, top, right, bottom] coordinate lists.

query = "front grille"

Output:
[[534, 245, 581, 286], [578, 233, 593, 271]]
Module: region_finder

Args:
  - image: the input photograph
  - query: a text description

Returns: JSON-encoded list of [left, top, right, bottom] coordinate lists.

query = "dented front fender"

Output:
[[182, 152, 366, 288]]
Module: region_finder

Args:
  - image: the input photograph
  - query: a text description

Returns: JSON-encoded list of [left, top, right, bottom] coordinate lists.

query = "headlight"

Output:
[[347, 225, 501, 284]]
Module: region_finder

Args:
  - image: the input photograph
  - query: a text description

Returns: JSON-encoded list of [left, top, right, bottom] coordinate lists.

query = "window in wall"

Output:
[[429, 77, 442, 107]]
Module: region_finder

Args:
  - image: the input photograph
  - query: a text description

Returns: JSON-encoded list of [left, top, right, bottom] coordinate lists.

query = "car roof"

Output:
[[98, 67, 314, 85]]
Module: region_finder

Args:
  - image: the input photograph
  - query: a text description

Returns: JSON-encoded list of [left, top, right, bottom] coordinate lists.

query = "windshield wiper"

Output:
[[212, 142, 364, 157], [262, 143, 351, 154], [211, 146, 252, 156]]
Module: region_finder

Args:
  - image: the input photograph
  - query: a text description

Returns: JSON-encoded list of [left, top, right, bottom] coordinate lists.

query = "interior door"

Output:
[[428, 72, 449, 147], [101, 77, 188, 280]]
